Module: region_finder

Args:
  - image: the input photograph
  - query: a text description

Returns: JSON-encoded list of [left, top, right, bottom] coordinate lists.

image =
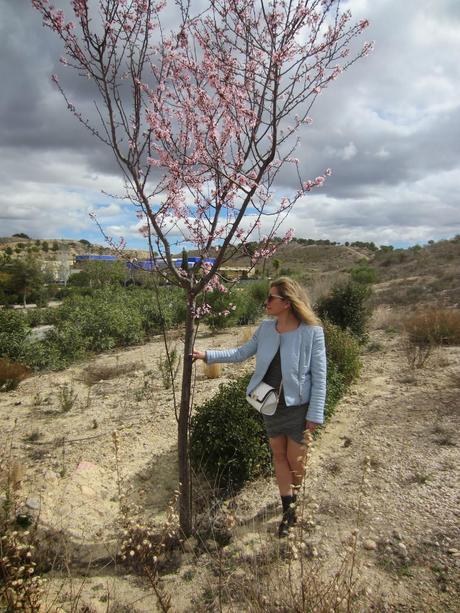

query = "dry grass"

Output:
[[307, 272, 348, 304], [404, 308, 460, 346], [81, 360, 144, 385], [0, 358, 31, 392], [402, 307, 460, 369], [370, 305, 401, 331], [238, 327, 254, 344], [203, 362, 222, 379]]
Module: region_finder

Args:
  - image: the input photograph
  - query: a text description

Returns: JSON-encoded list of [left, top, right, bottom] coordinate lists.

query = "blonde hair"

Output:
[[270, 277, 321, 326]]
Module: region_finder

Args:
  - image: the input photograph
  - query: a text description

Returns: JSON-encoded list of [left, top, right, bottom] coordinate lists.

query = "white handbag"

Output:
[[246, 382, 280, 416]]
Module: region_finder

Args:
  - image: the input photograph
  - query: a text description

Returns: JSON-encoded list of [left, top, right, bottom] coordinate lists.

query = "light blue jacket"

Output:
[[206, 319, 327, 423]]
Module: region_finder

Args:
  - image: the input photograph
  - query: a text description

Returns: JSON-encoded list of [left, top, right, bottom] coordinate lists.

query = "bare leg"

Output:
[[269, 435, 293, 496], [286, 437, 307, 488]]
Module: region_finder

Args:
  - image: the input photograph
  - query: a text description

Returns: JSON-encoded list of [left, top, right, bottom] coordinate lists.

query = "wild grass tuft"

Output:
[[0, 358, 30, 393]]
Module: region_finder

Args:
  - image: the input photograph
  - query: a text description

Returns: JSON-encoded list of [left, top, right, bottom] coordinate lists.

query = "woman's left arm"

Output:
[[305, 326, 327, 426]]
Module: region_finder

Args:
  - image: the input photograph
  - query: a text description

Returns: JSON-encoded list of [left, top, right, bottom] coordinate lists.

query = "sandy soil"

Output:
[[1, 323, 459, 612]]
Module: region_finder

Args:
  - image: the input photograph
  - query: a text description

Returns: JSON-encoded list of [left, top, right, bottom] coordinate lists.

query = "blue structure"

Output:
[[75, 255, 117, 262], [127, 260, 160, 271], [173, 257, 216, 267], [76, 254, 216, 270]]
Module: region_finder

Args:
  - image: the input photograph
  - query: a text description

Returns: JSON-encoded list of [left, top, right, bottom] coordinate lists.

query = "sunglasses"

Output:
[[265, 294, 285, 303]]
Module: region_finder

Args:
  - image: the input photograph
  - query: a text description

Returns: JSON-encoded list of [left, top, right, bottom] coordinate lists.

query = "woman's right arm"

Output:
[[193, 325, 261, 364]]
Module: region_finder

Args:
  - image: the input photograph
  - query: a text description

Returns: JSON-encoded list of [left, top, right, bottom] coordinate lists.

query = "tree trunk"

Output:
[[178, 291, 195, 536]]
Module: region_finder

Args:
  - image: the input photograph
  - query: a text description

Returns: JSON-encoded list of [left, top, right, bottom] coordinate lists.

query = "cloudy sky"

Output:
[[1, 0, 459, 249]]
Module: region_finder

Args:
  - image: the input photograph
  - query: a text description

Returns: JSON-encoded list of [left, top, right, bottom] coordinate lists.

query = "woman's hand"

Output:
[[305, 420, 319, 433], [191, 349, 206, 362]]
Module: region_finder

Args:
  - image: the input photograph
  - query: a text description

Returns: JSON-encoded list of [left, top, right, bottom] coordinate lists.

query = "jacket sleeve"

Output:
[[306, 326, 327, 424], [206, 325, 260, 364]]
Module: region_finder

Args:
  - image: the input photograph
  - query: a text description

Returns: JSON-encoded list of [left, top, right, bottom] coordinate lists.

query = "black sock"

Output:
[[281, 495, 294, 514]]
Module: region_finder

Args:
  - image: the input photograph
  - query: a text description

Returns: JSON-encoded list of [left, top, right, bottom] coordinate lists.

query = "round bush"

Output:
[[350, 265, 377, 285], [234, 279, 268, 325], [190, 373, 272, 493], [323, 320, 362, 388], [316, 281, 372, 341]]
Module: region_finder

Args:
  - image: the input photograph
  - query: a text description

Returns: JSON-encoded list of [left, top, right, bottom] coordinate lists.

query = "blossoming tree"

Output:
[[32, 0, 371, 534]]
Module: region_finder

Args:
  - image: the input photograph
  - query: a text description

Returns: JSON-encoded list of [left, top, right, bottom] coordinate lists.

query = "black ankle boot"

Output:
[[278, 495, 296, 538]]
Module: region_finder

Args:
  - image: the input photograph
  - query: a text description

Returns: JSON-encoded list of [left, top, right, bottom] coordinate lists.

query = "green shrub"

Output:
[[20, 338, 65, 371], [0, 310, 30, 362], [323, 321, 361, 418], [316, 281, 372, 341], [324, 362, 346, 420], [234, 280, 269, 325], [323, 321, 362, 388], [202, 288, 237, 332], [350, 265, 377, 285], [190, 373, 272, 493], [24, 307, 58, 328]]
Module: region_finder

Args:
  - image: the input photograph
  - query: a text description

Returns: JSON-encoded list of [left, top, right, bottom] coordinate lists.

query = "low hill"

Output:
[[2, 234, 459, 308]]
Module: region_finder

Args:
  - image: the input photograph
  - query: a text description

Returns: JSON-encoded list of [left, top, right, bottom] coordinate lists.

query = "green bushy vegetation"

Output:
[[350, 263, 377, 284], [203, 279, 269, 331], [0, 278, 272, 372], [316, 281, 372, 341], [190, 373, 271, 493], [323, 321, 362, 419], [0, 286, 188, 371], [190, 323, 361, 493], [0, 310, 30, 363]]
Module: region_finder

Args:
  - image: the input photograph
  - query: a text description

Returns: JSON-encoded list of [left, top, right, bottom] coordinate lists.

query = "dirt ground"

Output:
[[1, 319, 459, 612]]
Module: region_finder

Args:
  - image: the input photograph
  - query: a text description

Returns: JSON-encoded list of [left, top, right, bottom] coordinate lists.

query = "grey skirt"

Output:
[[262, 402, 308, 445]]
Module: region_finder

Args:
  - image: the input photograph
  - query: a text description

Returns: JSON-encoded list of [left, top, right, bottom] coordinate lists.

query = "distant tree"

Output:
[[83, 260, 127, 288], [52, 241, 59, 252], [5, 247, 13, 257], [180, 249, 189, 272], [41, 241, 49, 253], [79, 239, 91, 248], [6, 256, 46, 306], [12, 233, 30, 240], [272, 258, 281, 276]]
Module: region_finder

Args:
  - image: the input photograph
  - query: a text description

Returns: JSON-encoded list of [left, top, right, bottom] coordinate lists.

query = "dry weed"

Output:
[[238, 327, 254, 344], [0, 358, 31, 392], [404, 307, 460, 346], [203, 362, 222, 379], [81, 360, 144, 385]]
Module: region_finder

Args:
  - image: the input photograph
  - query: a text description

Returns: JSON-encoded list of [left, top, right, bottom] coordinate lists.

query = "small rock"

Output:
[[25, 497, 41, 511], [447, 548, 459, 555], [363, 539, 377, 551], [392, 530, 402, 540], [44, 470, 59, 481]]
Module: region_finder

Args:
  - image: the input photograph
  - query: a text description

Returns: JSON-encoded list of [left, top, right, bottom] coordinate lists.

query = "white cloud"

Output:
[[1, 0, 459, 248]]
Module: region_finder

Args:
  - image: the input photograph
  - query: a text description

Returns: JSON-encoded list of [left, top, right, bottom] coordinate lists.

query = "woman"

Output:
[[192, 277, 327, 537]]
